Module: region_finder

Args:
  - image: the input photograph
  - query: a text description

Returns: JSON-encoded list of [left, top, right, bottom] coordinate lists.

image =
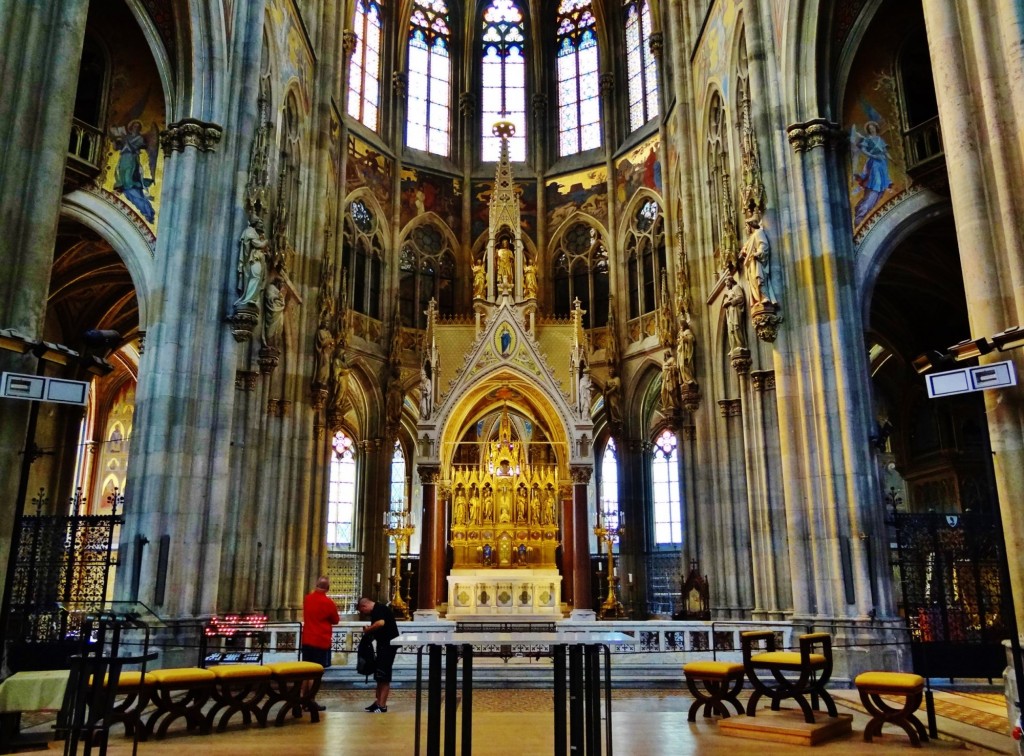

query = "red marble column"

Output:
[[560, 484, 575, 608], [417, 466, 445, 610], [571, 466, 593, 610]]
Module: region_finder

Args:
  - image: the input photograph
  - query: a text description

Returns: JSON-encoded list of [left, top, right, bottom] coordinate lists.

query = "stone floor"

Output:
[[19, 685, 1019, 754]]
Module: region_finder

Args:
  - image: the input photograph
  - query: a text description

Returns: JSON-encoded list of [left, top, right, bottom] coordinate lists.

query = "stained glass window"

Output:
[[407, 0, 451, 156], [624, 0, 659, 132], [652, 429, 681, 545], [399, 223, 456, 328], [348, 0, 383, 131], [481, 0, 527, 162], [390, 441, 407, 511], [552, 222, 608, 327], [601, 438, 619, 514], [345, 200, 384, 319], [556, 0, 601, 156], [328, 431, 358, 548], [625, 199, 664, 318]]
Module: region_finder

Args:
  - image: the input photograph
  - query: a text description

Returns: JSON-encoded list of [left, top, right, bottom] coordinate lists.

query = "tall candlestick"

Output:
[[375, 573, 380, 583]]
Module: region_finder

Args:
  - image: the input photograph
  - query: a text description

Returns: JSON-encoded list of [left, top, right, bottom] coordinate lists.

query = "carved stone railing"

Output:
[[66, 118, 105, 186], [903, 116, 943, 173]]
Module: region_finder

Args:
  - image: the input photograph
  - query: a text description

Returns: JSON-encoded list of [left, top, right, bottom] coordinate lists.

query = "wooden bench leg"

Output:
[[262, 674, 323, 726], [206, 680, 270, 731], [686, 676, 744, 722]]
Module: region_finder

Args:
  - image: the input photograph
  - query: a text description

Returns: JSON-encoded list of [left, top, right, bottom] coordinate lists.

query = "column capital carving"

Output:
[[786, 118, 841, 153], [569, 465, 593, 484], [750, 369, 775, 392], [599, 72, 614, 97], [717, 398, 741, 418], [234, 370, 258, 391], [160, 118, 223, 157], [648, 32, 664, 59], [342, 30, 358, 58], [392, 71, 407, 94], [418, 465, 441, 485]]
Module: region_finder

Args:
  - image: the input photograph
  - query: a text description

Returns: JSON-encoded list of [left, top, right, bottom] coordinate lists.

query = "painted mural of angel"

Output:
[[850, 119, 892, 227], [109, 119, 160, 223]]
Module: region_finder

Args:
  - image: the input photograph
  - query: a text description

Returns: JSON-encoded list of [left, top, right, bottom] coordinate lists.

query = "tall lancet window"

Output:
[[407, 0, 451, 156], [652, 429, 681, 545], [328, 431, 358, 548], [348, 0, 383, 131], [481, 0, 526, 162], [624, 0, 658, 132], [390, 441, 407, 511], [556, 0, 601, 156], [600, 438, 619, 515]]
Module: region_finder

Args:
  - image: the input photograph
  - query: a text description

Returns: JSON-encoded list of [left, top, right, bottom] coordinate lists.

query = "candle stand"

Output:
[[594, 507, 626, 619], [384, 510, 415, 620]]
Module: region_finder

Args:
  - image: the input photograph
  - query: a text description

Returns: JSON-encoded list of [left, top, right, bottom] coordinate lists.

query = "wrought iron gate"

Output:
[[890, 504, 1008, 679], [7, 489, 121, 643]]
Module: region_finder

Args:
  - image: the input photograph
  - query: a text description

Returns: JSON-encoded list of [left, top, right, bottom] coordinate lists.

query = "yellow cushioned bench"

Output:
[[92, 670, 149, 737], [206, 664, 273, 731], [741, 631, 837, 724], [682, 661, 745, 722], [854, 672, 928, 747], [141, 667, 216, 740], [261, 662, 325, 726]]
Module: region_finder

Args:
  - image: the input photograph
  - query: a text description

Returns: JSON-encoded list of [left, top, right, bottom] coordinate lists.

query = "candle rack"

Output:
[[383, 509, 415, 620], [593, 506, 626, 619]]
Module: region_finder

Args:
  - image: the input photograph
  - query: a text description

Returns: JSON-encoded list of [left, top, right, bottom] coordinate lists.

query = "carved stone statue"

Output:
[[604, 374, 622, 428], [577, 368, 592, 417], [543, 489, 557, 526], [386, 380, 403, 427], [660, 350, 679, 414], [724, 277, 748, 352], [529, 491, 540, 524], [313, 315, 334, 387], [516, 487, 528, 522], [262, 279, 285, 347], [328, 351, 350, 415], [523, 261, 538, 299], [418, 360, 433, 419], [741, 218, 778, 307], [677, 318, 696, 385], [482, 487, 494, 521], [472, 259, 486, 298], [469, 488, 481, 524], [234, 219, 269, 309], [496, 239, 513, 287]]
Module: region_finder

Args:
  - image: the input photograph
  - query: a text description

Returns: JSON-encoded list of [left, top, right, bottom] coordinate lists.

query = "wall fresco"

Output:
[[93, 4, 166, 237], [545, 166, 608, 231], [400, 168, 463, 237], [615, 135, 661, 205], [470, 177, 537, 242], [346, 135, 393, 208], [691, 0, 743, 111]]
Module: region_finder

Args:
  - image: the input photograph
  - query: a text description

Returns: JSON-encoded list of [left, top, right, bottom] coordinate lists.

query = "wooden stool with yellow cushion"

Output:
[[205, 664, 273, 731], [141, 667, 216, 740], [854, 672, 928, 747], [682, 661, 745, 722], [741, 631, 837, 724], [99, 670, 148, 737], [261, 661, 325, 726]]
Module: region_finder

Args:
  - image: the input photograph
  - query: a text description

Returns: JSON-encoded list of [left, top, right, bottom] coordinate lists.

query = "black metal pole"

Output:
[[0, 379, 44, 673]]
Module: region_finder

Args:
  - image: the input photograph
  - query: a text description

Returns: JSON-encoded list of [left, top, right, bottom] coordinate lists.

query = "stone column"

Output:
[[360, 439, 391, 598], [417, 465, 445, 610], [559, 480, 576, 608], [922, 0, 1024, 629], [570, 466, 593, 610], [0, 1, 90, 597]]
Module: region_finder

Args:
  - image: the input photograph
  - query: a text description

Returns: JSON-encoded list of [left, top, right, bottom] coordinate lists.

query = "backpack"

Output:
[[356, 633, 377, 678]]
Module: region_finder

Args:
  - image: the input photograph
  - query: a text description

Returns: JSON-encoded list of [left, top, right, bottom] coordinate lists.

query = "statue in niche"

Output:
[[262, 279, 285, 347], [472, 259, 486, 298], [530, 489, 541, 524], [234, 219, 269, 310], [577, 366, 592, 417], [482, 488, 494, 522], [328, 352, 350, 415], [313, 307, 334, 386], [677, 318, 696, 385], [386, 380, 403, 428], [453, 488, 467, 526], [469, 487, 481, 524], [543, 489, 557, 526], [516, 487, 527, 522], [418, 360, 433, 419], [604, 374, 623, 428], [661, 350, 680, 414], [523, 260, 538, 299], [741, 217, 779, 308], [498, 486, 512, 523], [724, 277, 748, 352], [496, 239, 514, 287]]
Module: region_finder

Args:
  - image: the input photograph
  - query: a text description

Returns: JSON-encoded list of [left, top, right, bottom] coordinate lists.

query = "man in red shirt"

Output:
[[302, 576, 340, 710]]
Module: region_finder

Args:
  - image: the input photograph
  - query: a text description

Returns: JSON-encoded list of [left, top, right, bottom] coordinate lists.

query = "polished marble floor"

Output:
[[24, 687, 1017, 754]]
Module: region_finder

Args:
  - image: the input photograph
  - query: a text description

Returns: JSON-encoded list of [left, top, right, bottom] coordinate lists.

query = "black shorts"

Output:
[[374, 643, 397, 683], [302, 644, 331, 668]]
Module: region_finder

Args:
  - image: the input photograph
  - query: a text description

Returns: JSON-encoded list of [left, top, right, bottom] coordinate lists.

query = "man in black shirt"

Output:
[[357, 597, 400, 713]]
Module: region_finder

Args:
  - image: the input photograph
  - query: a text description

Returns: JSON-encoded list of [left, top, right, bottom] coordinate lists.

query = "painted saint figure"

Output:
[[110, 120, 157, 223], [850, 120, 892, 227]]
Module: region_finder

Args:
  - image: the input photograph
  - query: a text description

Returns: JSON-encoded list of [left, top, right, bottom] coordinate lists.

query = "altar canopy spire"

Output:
[[481, 120, 527, 300]]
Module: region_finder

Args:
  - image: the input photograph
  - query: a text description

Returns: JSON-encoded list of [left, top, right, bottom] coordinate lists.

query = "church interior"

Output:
[[1, 0, 1024, 748]]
